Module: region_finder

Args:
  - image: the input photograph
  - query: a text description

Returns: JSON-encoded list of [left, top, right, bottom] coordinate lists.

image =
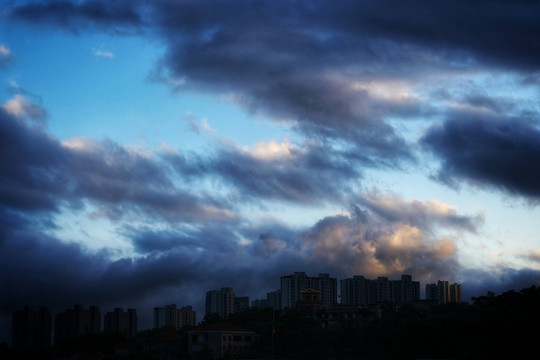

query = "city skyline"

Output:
[[2, 0, 540, 345], [10, 270, 460, 347]]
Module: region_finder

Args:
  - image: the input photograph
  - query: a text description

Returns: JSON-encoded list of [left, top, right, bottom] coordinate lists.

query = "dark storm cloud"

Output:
[[422, 114, 540, 200], [0, 100, 235, 223]]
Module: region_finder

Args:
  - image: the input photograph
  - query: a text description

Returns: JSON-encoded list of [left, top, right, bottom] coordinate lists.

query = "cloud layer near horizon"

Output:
[[2, 0, 540, 343]]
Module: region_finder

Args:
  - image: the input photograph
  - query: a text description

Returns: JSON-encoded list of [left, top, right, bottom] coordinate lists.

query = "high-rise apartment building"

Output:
[[11, 306, 52, 350], [54, 305, 100, 344], [104, 308, 137, 337], [449, 283, 462, 304], [400, 274, 420, 304], [426, 280, 462, 304], [280, 272, 309, 309], [341, 274, 419, 306], [341, 275, 375, 305], [154, 304, 196, 330], [280, 272, 338, 309], [205, 287, 236, 318], [310, 273, 338, 309], [180, 306, 197, 328], [234, 296, 250, 313], [266, 289, 281, 310], [251, 299, 268, 308]]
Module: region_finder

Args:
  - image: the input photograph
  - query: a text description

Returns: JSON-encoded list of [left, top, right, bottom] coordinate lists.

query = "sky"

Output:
[[1, 0, 540, 343]]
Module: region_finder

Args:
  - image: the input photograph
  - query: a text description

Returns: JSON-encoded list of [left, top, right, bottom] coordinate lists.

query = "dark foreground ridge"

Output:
[[2, 285, 539, 359]]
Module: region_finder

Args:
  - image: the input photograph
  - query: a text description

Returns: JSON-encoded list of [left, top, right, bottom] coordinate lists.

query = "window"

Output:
[[233, 335, 241, 342]]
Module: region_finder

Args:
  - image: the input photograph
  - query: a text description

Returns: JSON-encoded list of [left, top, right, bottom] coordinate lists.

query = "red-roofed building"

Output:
[[187, 323, 256, 359]]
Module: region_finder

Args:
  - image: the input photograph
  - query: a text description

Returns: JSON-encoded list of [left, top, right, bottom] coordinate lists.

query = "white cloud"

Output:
[[0, 44, 10, 57], [2, 94, 47, 121], [61, 137, 100, 152], [92, 47, 115, 59], [243, 138, 296, 160]]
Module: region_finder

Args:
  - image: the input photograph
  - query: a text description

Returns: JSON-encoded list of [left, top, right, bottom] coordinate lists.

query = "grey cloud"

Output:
[[0, 103, 235, 223], [299, 212, 460, 283], [11, 0, 144, 32], [461, 267, 540, 301], [127, 225, 241, 254], [357, 191, 484, 234], [421, 114, 540, 200], [164, 140, 362, 205], [14, 0, 540, 175]]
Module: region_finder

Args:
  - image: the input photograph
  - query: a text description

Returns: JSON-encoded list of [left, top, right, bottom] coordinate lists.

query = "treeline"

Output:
[[2, 285, 538, 359]]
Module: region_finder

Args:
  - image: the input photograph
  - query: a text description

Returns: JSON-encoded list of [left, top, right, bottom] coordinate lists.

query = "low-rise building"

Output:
[[139, 331, 186, 360], [187, 323, 256, 360]]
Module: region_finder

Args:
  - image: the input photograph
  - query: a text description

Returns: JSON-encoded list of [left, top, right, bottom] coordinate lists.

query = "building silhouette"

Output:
[[426, 281, 462, 304], [450, 283, 462, 304], [103, 308, 137, 337], [234, 296, 250, 313], [205, 287, 236, 319], [341, 274, 420, 305], [251, 299, 268, 308], [11, 306, 52, 351], [280, 272, 337, 309], [54, 305, 100, 344], [153, 304, 196, 330]]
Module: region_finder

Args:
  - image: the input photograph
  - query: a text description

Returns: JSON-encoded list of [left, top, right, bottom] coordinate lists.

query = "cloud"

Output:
[[10, 1, 540, 183], [4, 0, 540, 343], [10, 0, 143, 32], [92, 47, 114, 59], [0, 43, 13, 67], [0, 99, 236, 222], [421, 113, 540, 201], [461, 267, 540, 301], [2, 94, 47, 123], [163, 137, 362, 206], [356, 191, 484, 234], [298, 211, 461, 283]]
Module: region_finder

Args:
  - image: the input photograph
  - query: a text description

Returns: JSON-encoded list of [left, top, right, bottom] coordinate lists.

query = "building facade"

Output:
[[341, 274, 420, 306], [266, 289, 281, 310], [426, 280, 462, 304], [187, 323, 256, 360], [205, 287, 236, 319], [450, 283, 462, 304], [154, 304, 196, 330], [54, 305, 100, 344], [104, 308, 137, 337], [234, 296, 250, 313], [11, 306, 52, 351], [280, 272, 338, 309]]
